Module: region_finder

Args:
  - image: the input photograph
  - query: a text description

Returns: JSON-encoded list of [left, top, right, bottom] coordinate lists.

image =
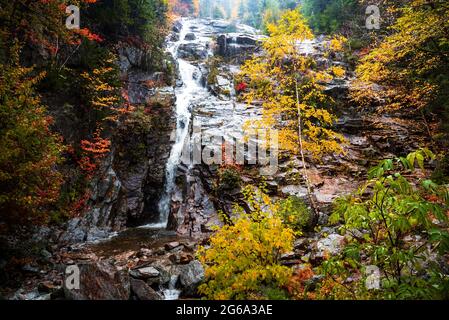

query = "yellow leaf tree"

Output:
[[198, 186, 295, 300], [238, 9, 346, 220]]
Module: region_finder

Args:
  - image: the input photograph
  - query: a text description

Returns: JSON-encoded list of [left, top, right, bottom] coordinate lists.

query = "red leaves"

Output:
[[236, 82, 247, 92], [68, 190, 91, 217], [286, 265, 315, 298]]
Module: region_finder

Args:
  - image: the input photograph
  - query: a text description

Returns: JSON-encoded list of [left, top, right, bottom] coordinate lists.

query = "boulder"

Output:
[[184, 33, 196, 41], [177, 260, 204, 296], [64, 262, 130, 300], [164, 241, 182, 251], [130, 278, 162, 300], [178, 42, 208, 60], [172, 20, 183, 33]]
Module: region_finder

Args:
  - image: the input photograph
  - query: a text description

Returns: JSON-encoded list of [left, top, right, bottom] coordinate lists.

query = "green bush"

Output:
[[277, 196, 312, 232], [217, 167, 242, 192], [321, 149, 449, 299]]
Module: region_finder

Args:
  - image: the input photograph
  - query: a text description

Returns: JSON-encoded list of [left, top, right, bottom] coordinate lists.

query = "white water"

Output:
[[162, 274, 181, 300], [147, 19, 202, 228]]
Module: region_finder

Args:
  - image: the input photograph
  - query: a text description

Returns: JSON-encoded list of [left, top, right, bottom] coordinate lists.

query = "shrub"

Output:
[[198, 185, 295, 299], [321, 149, 449, 299], [216, 166, 242, 192], [277, 196, 312, 232], [197, 213, 294, 299]]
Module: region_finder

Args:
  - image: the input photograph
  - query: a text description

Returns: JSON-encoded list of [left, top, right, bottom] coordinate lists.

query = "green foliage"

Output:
[[431, 153, 449, 184], [302, 0, 361, 34], [198, 186, 295, 299], [277, 196, 312, 232], [85, 0, 168, 70], [216, 166, 242, 192], [0, 53, 64, 227], [322, 149, 449, 299]]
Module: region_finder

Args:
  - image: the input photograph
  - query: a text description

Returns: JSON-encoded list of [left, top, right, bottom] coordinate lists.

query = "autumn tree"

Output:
[[198, 186, 295, 299], [239, 9, 346, 221], [352, 0, 449, 135], [0, 53, 64, 227]]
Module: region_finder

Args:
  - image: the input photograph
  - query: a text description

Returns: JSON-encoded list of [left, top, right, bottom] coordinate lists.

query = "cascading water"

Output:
[[162, 274, 181, 300], [150, 19, 203, 228]]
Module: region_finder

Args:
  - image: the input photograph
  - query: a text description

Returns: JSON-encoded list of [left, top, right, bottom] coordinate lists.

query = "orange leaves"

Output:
[[73, 28, 103, 42], [80, 133, 111, 155], [78, 130, 110, 176], [286, 265, 314, 298]]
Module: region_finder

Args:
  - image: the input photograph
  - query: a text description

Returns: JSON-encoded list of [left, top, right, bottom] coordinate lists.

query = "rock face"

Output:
[[61, 45, 177, 242], [216, 33, 264, 62], [64, 262, 130, 300]]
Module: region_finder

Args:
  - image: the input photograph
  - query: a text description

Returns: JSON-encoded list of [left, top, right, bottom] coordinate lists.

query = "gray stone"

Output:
[[178, 260, 204, 296], [184, 33, 196, 40], [130, 278, 162, 300], [164, 241, 181, 251], [64, 262, 130, 300], [317, 234, 346, 255], [134, 266, 160, 278]]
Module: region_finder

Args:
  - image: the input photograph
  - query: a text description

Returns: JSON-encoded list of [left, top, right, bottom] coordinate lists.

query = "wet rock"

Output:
[[169, 252, 194, 265], [164, 241, 181, 251], [172, 20, 183, 33], [131, 266, 160, 279], [178, 42, 208, 60], [170, 32, 180, 42], [317, 234, 346, 255], [185, 33, 196, 41], [130, 278, 162, 300], [177, 260, 205, 296], [216, 34, 263, 62], [64, 262, 130, 300]]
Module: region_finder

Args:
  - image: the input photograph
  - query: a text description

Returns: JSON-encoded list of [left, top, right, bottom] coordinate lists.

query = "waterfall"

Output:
[[162, 274, 181, 300], [149, 19, 202, 228]]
